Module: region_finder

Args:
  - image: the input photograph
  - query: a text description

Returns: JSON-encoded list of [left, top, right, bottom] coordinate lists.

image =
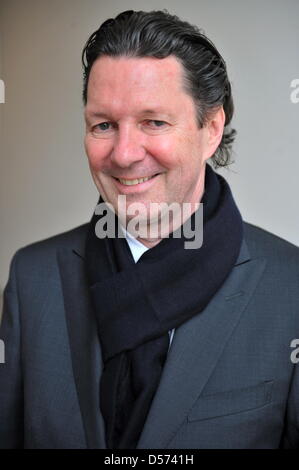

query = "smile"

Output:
[[114, 174, 159, 186]]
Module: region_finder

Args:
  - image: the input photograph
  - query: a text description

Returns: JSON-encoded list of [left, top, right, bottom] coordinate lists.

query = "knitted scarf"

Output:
[[85, 164, 243, 449]]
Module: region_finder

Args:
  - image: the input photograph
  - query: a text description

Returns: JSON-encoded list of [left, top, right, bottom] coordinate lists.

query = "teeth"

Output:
[[118, 175, 155, 186]]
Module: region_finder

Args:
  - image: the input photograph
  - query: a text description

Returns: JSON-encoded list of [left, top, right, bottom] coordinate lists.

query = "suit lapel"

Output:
[[137, 241, 267, 448], [57, 246, 106, 449]]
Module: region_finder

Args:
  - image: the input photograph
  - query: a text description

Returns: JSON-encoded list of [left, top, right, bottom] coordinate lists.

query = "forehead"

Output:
[[85, 55, 193, 116]]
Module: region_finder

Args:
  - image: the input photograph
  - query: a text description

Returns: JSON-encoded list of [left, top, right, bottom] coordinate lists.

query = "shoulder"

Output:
[[10, 220, 299, 271], [11, 223, 89, 272], [243, 221, 299, 274]]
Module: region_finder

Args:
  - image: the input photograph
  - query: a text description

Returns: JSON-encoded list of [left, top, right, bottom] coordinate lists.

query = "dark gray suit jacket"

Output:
[[0, 222, 299, 449]]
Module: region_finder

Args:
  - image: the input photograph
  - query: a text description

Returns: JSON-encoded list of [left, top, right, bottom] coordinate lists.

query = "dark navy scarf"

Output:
[[85, 164, 243, 449]]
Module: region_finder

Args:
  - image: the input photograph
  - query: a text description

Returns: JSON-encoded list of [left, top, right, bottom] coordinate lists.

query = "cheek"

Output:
[[85, 137, 112, 172], [149, 136, 179, 167]]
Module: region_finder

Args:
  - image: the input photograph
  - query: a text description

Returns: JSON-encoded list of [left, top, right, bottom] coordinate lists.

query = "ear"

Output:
[[203, 106, 226, 161]]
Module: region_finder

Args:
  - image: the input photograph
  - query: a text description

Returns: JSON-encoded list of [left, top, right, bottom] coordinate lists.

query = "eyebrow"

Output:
[[84, 111, 109, 123], [84, 109, 173, 121]]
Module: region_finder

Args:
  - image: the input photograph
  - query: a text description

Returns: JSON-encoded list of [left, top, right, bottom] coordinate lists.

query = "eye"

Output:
[[93, 122, 112, 132], [147, 120, 167, 128]]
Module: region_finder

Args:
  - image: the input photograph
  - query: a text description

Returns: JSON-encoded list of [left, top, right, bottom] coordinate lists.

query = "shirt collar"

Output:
[[119, 224, 149, 263]]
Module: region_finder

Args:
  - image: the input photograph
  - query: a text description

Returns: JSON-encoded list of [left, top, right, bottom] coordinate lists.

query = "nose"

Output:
[[111, 123, 146, 168]]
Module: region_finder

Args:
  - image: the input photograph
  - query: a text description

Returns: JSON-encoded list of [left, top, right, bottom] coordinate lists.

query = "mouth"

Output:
[[113, 174, 160, 186], [110, 173, 162, 194]]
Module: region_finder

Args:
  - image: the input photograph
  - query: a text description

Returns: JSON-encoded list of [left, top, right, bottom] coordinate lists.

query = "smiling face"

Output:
[[84, 55, 224, 240]]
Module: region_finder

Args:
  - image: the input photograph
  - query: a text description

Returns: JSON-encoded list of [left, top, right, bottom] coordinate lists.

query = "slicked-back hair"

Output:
[[82, 10, 236, 168]]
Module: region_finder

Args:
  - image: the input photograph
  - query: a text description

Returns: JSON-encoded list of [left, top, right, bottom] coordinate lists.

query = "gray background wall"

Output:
[[0, 0, 298, 305]]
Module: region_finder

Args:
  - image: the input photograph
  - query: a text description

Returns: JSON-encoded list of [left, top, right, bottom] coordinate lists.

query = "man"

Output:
[[0, 10, 298, 449]]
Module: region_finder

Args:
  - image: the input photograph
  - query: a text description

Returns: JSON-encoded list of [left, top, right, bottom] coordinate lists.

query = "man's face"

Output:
[[84, 55, 218, 224]]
